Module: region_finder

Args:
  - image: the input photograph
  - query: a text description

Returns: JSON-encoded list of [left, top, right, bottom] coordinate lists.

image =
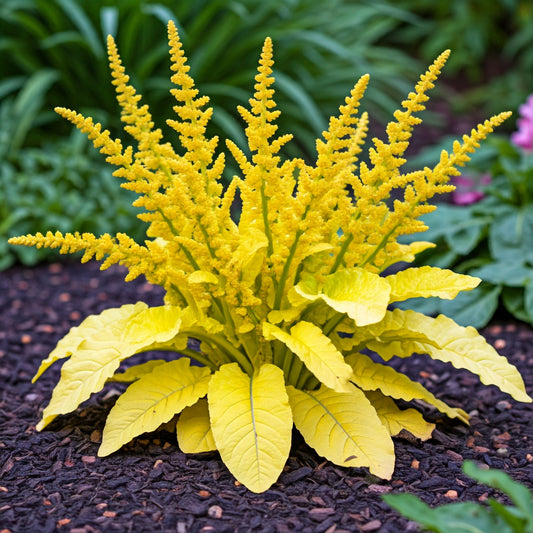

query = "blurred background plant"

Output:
[[1, 0, 532, 270], [393, 0, 533, 118]]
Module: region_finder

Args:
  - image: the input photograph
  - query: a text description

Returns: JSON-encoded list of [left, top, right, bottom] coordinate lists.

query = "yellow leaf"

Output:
[[355, 309, 532, 403], [37, 305, 184, 430], [346, 352, 468, 423], [99, 358, 211, 456], [187, 271, 219, 284], [208, 363, 292, 493], [386, 266, 480, 303], [33, 302, 148, 382], [295, 267, 390, 326], [287, 384, 395, 479], [108, 360, 167, 382], [263, 321, 353, 392], [177, 399, 216, 453], [237, 228, 268, 287], [364, 390, 435, 440], [381, 241, 435, 268], [267, 306, 305, 325], [123, 305, 183, 345]]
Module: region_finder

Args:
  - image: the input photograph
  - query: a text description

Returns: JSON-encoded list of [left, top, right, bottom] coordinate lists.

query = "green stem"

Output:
[[295, 366, 312, 390], [182, 330, 254, 376], [273, 229, 303, 310], [330, 232, 353, 273], [260, 181, 274, 257], [302, 373, 320, 391], [179, 348, 218, 371], [323, 312, 346, 337], [287, 355, 304, 387]]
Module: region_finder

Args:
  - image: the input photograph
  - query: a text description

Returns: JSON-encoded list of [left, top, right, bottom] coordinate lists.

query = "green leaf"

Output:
[[263, 321, 353, 392], [99, 358, 211, 456], [489, 208, 533, 264], [524, 283, 533, 324], [463, 461, 533, 524], [502, 287, 531, 323], [208, 363, 292, 493], [470, 262, 533, 288], [387, 266, 480, 303], [438, 283, 501, 329], [383, 493, 513, 533], [287, 383, 395, 479]]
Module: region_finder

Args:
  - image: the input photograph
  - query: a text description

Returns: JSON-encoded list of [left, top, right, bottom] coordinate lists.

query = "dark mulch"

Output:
[[1, 260, 532, 533]]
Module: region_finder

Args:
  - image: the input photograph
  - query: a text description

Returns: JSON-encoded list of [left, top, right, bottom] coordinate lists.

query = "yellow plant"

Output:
[[10, 21, 531, 493]]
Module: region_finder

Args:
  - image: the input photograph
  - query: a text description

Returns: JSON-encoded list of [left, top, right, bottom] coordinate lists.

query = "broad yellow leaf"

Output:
[[99, 358, 211, 456], [295, 267, 390, 326], [354, 309, 532, 403], [381, 241, 435, 268], [33, 302, 148, 382], [208, 363, 292, 493], [108, 360, 167, 382], [177, 399, 216, 453], [263, 321, 353, 392], [123, 305, 183, 345], [346, 352, 468, 423], [37, 305, 184, 430], [364, 390, 435, 440], [188, 271, 219, 284], [287, 383, 395, 479], [386, 266, 480, 303]]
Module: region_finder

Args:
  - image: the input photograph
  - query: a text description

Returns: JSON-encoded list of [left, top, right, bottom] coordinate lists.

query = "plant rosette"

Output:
[[9, 21, 532, 493]]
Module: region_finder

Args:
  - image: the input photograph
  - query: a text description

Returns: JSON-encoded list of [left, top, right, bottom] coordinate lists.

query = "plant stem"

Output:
[[181, 330, 254, 376], [274, 229, 303, 309], [330, 232, 353, 273]]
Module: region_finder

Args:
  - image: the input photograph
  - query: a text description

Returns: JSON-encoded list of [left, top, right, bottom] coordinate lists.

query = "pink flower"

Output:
[[451, 174, 491, 205], [511, 94, 533, 152]]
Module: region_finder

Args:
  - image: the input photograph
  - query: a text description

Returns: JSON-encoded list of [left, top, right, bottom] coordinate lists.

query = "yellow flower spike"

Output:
[[10, 30, 531, 496]]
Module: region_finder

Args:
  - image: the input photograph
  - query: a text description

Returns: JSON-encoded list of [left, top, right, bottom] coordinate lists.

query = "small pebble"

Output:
[[444, 490, 458, 499], [207, 505, 223, 519], [24, 393, 39, 402], [495, 400, 512, 412]]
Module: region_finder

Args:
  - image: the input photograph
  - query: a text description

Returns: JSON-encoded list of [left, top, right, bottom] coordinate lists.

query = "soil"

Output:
[[1, 260, 532, 533]]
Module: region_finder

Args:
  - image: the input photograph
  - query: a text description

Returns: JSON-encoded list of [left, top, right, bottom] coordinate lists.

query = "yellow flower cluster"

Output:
[[10, 21, 510, 332]]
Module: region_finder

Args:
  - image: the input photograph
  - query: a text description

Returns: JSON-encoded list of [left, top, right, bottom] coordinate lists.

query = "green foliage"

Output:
[[0, 129, 143, 270], [394, 0, 533, 117], [0, 0, 421, 159], [384, 461, 533, 533], [399, 138, 533, 328]]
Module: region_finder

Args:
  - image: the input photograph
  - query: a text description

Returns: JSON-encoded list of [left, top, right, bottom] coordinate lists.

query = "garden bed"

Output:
[[1, 260, 531, 533]]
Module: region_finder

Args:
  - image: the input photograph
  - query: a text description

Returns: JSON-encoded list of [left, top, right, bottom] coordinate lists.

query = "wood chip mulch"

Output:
[[1, 260, 532, 533]]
